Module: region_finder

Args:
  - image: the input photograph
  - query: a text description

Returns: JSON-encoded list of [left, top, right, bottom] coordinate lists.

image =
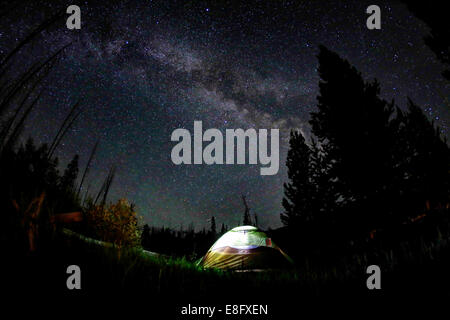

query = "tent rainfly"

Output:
[[198, 226, 293, 270]]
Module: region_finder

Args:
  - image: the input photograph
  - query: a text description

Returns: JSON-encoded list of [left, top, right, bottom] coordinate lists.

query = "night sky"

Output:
[[1, 0, 448, 230]]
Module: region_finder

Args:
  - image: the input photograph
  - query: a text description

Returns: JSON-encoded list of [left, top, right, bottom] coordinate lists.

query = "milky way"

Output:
[[1, 0, 448, 230]]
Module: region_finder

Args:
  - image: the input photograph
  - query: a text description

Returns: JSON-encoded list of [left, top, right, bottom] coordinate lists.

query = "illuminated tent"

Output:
[[198, 226, 293, 270]]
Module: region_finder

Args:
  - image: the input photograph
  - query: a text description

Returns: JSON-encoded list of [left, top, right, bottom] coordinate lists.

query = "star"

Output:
[[2, 0, 447, 231]]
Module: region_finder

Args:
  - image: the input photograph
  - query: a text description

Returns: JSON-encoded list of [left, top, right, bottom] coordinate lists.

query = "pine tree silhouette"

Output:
[[281, 130, 315, 227], [279, 45, 449, 254], [60, 154, 79, 192], [210, 216, 216, 235], [242, 195, 252, 225], [404, 2, 450, 81], [310, 45, 396, 231], [309, 138, 337, 221], [392, 99, 450, 218]]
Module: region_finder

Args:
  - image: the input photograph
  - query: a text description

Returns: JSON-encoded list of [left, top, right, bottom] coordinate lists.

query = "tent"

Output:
[[198, 225, 293, 270]]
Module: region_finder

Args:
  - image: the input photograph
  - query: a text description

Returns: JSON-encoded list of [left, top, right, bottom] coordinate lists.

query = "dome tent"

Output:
[[198, 226, 293, 270]]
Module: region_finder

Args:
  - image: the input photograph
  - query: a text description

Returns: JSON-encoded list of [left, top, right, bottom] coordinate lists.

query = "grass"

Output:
[[4, 214, 449, 305]]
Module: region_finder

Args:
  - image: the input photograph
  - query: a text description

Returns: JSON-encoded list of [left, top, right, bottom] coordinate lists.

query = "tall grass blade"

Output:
[[77, 140, 99, 198], [0, 44, 69, 117], [3, 89, 43, 149], [47, 101, 81, 158], [0, 10, 65, 71]]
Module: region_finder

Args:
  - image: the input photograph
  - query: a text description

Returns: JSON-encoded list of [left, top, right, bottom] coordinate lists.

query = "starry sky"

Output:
[[1, 0, 448, 230]]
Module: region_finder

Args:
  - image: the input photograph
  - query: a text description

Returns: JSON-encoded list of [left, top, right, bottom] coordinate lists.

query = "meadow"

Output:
[[4, 211, 448, 304]]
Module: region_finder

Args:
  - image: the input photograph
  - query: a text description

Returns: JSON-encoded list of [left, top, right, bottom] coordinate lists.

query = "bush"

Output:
[[84, 199, 141, 248]]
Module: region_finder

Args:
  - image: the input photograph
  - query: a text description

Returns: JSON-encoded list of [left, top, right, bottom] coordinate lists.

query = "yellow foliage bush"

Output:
[[85, 199, 141, 248]]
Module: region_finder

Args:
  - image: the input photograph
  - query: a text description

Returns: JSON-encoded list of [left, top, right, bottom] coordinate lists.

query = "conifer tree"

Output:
[[309, 45, 395, 230], [404, 2, 449, 81], [281, 130, 315, 227], [210, 216, 216, 235], [392, 99, 450, 218], [242, 195, 252, 225], [60, 154, 79, 192]]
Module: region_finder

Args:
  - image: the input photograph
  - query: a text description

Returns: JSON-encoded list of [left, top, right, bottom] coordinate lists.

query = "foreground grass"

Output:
[[3, 213, 450, 305]]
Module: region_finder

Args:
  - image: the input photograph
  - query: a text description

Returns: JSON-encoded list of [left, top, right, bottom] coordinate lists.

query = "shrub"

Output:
[[85, 199, 141, 248]]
